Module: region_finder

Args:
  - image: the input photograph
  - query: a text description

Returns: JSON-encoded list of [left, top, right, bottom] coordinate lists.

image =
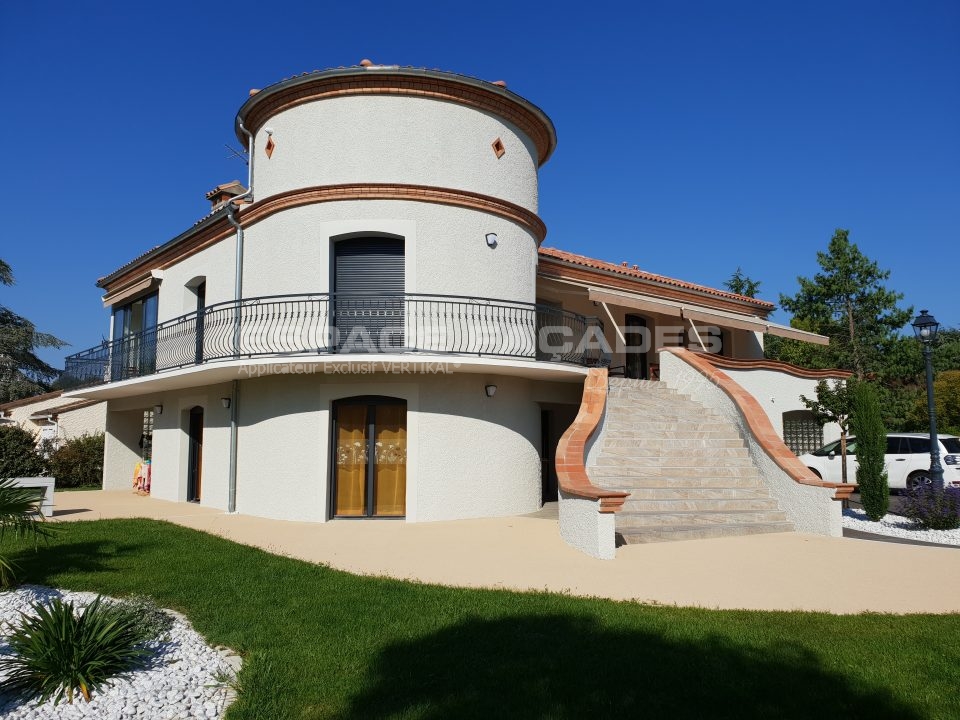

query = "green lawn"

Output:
[[6, 519, 960, 719]]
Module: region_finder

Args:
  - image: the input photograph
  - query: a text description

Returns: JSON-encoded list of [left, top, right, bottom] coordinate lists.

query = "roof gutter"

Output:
[[224, 120, 254, 515]]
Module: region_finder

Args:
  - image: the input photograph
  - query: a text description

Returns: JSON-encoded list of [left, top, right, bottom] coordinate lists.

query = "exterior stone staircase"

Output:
[[590, 378, 794, 543]]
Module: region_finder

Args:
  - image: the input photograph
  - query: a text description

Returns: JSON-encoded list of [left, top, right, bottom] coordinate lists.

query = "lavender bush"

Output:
[[900, 486, 960, 531]]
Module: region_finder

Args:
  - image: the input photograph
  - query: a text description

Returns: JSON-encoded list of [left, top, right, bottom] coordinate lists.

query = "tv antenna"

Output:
[[224, 144, 249, 165]]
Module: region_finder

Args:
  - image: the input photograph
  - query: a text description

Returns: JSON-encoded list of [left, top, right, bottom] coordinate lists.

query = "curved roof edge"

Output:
[[235, 65, 558, 166]]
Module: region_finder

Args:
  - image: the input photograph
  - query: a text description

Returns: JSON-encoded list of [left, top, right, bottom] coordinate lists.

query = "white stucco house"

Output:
[[63, 62, 850, 558], [0, 390, 106, 448]]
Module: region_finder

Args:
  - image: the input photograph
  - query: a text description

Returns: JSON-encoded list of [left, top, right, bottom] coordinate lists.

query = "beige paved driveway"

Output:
[[51, 490, 960, 614]]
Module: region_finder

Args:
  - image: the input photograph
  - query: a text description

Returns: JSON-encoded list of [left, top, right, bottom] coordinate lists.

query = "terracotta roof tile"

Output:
[[537, 246, 774, 310], [0, 390, 64, 412], [96, 208, 228, 287]]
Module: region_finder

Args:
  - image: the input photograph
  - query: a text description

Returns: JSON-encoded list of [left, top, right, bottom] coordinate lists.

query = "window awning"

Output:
[[101, 270, 163, 308], [682, 307, 766, 333], [764, 321, 830, 345], [587, 288, 683, 317], [587, 287, 830, 345]]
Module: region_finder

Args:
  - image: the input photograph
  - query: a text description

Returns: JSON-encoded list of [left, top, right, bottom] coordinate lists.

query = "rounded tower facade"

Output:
[[234, 64, 556, 303]]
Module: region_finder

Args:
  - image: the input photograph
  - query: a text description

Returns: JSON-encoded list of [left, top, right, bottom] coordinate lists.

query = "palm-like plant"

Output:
[[0, 596, 153, 704], [0, 477, 55, 588]]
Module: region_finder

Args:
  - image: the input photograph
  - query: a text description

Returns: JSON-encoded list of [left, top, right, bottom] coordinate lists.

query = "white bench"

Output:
[[11, 477, 55, 518]]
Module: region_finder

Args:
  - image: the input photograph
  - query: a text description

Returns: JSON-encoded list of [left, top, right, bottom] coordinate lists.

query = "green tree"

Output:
[[908, 370, 960, 436], [771, 229, 912, 379], [723, 267, 762, 298], [0, 425, 46, 479], [873, 330, 960, 432], [0, 259, 67, 402], [801, 379, 854, 484], [850, 382, 889, 521]]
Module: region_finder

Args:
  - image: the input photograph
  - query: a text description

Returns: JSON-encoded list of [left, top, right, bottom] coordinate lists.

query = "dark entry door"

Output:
[[624, 315, 648, 380], [187, 406, 203, 502], [332, 397, 407, 518], [333, 238, 405, 352]]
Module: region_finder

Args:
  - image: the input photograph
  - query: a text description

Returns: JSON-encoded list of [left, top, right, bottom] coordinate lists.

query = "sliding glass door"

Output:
[[111, 293, 158, 380], [332, 397, 407, 518]]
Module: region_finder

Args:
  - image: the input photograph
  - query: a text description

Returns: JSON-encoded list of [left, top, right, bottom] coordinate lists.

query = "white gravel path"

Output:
[[0, 586, 240, 719], [843, 508, 960, 546]]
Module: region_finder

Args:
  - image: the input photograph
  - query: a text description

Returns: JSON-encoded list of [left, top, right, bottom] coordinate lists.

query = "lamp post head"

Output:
[[912, 309, 940, 344]]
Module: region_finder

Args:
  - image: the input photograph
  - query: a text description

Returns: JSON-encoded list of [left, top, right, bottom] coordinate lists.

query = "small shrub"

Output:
[[0, 425, 46, 480], [849, 381, 889, 521], [0, 595, 154, 705], [0, 478, 53, 588], [900, 486, 960, 531], [47, 432, 105, 488]]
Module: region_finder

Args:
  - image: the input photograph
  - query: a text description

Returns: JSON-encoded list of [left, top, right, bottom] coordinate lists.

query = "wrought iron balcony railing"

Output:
[[63, 293, 604, 389]]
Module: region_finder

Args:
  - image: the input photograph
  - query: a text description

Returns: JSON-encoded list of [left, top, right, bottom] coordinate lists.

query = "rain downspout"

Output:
[[225, 119, 254, 514]]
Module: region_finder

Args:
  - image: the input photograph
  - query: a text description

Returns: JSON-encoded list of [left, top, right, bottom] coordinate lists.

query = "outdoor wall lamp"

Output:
[[485, 384, 498, 398], [153, 405, 163, 416], [221, 397, 231, 409], [912, 309, 944, 490], [485, 233, 498, 248]]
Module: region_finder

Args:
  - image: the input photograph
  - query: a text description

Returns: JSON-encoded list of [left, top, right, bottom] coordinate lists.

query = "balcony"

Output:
[[63, 293, 603, 389]]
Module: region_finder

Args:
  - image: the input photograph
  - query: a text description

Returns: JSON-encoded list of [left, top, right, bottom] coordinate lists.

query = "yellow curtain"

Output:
[[335, 404, 368, 516], [373, 404, 407, 516]]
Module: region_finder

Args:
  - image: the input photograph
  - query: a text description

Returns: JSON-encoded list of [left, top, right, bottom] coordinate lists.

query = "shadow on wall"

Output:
[[337, 614, 920, 720]]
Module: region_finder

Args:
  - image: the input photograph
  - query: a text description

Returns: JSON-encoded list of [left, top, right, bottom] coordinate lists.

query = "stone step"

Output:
[[596, 380, 795, 544], [610, 486, 772, 500], [595, 455, 756, 469], [605, 399, 717, 414], [617, 522, 795, 544], [603, 427, 742, 439], [606, 405, 728, 424], [606, 387, 681, 397], [608, 378, 665, 387], [601, 438, 750, 462], [615, 508, 790, 529], [604, 435, 746, 449], [619, 497, 783, 513], [587, 468, 766, 492]]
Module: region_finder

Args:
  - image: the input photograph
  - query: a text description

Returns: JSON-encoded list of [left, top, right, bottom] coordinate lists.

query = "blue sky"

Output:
[[1, 1, 957, 369]]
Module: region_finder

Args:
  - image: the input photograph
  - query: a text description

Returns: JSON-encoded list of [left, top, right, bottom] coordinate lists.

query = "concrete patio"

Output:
[[49, 490, 960, 615]]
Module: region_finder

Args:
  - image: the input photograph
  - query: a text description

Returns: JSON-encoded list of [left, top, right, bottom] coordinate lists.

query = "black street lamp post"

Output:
[[912, 309, 944, 491]]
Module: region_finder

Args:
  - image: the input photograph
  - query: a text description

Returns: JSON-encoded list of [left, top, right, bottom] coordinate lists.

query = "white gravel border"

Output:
[[843, 508, 960, 546], [0, 586, 241, 719]]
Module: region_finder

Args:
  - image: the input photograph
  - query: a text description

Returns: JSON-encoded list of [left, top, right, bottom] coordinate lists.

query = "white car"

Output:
[[799, 433, 960, 490]]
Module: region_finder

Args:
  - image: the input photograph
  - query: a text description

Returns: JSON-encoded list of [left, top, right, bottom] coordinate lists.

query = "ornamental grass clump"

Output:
[[901, 486, 960, 531], [0, 595, 155, 705]]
